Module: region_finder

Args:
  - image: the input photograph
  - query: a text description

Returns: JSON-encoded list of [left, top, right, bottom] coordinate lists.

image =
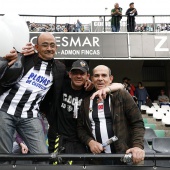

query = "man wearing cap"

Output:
[[50, 60, 91, 157], [126, 2, 138, 32]]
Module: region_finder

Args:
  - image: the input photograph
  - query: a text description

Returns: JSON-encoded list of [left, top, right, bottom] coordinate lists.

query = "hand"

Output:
[[4, 49, 17, 66], [20, 42, 35, 56], [126, 147, 145, 164], [88, 140, 104, 154], [90, 88, 108, 103], [90, 83, 124, 102], [116, 9, 119, 13], [20, 142, 29, 154], [84, 79, 94, 91]]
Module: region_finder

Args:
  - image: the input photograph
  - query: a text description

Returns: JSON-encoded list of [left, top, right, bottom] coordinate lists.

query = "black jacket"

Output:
[[0, 53, 67, 126]]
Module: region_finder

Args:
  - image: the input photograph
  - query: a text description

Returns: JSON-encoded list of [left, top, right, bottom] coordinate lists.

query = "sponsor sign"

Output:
[[30, 33, 170, 59]]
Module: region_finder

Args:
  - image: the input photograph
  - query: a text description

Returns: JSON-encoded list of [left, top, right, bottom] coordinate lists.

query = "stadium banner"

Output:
[[130, 33, 170, 58], [30, 33, 128, 59], [29, 32, 170, 59], [91, 21, 111, 32], [0, 165, 169, 170]]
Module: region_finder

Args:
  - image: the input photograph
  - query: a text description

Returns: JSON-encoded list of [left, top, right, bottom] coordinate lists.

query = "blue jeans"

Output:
[[0, 110, 48, 154], [111, 25, 120, 32], [138, 100, 146, 110]]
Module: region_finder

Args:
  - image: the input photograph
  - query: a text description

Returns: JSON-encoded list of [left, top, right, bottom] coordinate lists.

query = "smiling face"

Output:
[[35, 32, 57, 60], [92, 65, 113, 90], [69, 69, 90, 90]]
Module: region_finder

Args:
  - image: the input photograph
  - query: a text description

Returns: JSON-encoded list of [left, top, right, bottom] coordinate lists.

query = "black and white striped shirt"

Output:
[[89, 95, 115, 153], [0, 60, 53, 118]]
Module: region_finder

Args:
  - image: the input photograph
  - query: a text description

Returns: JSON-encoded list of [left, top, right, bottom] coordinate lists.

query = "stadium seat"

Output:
[[141, 105, 148, 110], [143, 118, 148, 124], [144, 128, 157, 144], [161, 105, 170, 110], [146, 107, 157, 116], [158, 108, 169, 114], [154, 130, 165, 137], [145, 123, 156, 130], [152, 102, 159, 106], [144, 139, 155, 153], [153, 111, 164, 121], [141, 105, 148, 114], [152, 105, 160, 109], [162, 114, 170, 127], [152, 137, 170, 153]]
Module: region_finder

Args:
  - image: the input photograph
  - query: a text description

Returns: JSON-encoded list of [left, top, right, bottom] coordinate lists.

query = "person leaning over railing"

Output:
[[111, 3, 122, 32], [126, 2, 138, 32]]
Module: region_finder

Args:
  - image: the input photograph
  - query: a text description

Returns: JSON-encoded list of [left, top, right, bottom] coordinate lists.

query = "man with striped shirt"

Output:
[[78, 65, 145, 164], [0, 32, 66, 155]]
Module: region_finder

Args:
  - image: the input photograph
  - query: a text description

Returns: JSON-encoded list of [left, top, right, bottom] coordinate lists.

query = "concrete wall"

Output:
[[89, 60, 144, 85], [88, 60, 170, 100]]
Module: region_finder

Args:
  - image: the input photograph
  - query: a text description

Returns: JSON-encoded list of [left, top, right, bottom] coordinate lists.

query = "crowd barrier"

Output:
[[0, 153, 170, 170]]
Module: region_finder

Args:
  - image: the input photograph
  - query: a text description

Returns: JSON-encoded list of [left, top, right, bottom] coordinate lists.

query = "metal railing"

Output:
[[0, 153, 170, 170], [1, 14, 170, 32], [0, 153, 170, 164]]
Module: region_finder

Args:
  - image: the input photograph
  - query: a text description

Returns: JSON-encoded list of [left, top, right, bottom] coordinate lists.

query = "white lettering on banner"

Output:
[[60, 50, 80, 55], [94, 22, 111, 27], [155, 36, 169, 51], [30, 36, 100, 47], [55, 36, 100, 47], [59, 50, 100, 55], [81, 50, 100, 55]]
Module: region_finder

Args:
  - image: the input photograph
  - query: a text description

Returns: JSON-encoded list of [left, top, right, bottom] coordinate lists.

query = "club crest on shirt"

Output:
[[98, 103, 104, 111]]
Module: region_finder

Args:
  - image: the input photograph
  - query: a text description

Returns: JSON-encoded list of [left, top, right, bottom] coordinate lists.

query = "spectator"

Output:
[[57, 24, 64, 32], [30, 22, 37, 32], [111, 3, 122, 32], [158, 89, 170, 106], [48, 60, 124, 165], [126, 2, 138, 32], [135, 82, 149, 110], [99, 16, 103, 22], [75, 19, 82, 32], [127, 78, 136, 97], [122, 77, 129, 91], [77, 65, 145, 165], [122, 77, 136, 103], [0, 33, 66, 156]]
